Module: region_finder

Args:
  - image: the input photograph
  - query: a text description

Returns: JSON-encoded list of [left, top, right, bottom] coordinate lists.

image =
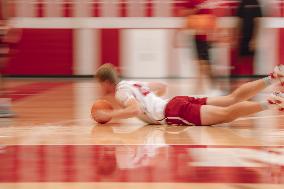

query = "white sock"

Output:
[[259, 101, 270, 110], [263, 76, 273, 86], [263, 75, 282, 86]]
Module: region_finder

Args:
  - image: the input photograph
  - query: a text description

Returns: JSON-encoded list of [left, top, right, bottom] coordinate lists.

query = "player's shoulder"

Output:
[[116, 81, 134, 93], [115, 80, 136, 103], [117, 80, 135, 85], [117, 80, 132, 88], [117, 80, 142, 89]]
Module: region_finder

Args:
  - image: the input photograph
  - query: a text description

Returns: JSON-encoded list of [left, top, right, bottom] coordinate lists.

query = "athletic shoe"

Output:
[[267, 91, 284, 112], [270, 65, 284, 86], [0, 98, 15, 118]]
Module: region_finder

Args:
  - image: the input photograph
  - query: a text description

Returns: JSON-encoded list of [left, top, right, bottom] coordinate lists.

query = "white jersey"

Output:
[[115, 80, 167, 124]]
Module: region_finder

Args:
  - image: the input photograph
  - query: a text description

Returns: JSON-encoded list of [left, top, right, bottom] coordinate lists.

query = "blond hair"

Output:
[[95, 63, 119, 84]]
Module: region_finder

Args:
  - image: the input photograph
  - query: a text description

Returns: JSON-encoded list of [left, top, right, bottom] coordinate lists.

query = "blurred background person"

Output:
[[179, 0, 218, 94], [0, 0, 20, 117], [231, 0, 263, 76]]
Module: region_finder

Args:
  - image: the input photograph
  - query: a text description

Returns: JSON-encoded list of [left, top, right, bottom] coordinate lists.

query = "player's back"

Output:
[[115, 80, 167, 124]]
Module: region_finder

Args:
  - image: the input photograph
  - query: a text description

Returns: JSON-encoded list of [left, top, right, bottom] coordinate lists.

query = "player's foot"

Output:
[[0, 98, 15, 118], [0, 108, 15, 118], [267, 91, 284, 112], [270, 65, 284, 86]]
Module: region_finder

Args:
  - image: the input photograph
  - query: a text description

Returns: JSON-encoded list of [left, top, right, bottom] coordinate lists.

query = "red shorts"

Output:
[[164, 96, 207, 126]]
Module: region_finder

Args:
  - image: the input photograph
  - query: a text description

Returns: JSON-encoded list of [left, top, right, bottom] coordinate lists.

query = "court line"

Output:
[[7, 82, 70, 102], [10, 17, 284, 29], [11, 114, 283, 146], [41, 114, 284, 127], [237, 114, 284, 121]]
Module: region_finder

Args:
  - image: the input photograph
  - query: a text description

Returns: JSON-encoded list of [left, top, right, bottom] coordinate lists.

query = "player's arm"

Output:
[[108, 98, 141, 119], [4, 27, 23, 44], [176, 3, 199, 34], [179, 8, 198, 17], [249, 13, 262, 51], [95, 98, 141, 121], [178, 1, 207, 16], [148, 82, 167, 97]]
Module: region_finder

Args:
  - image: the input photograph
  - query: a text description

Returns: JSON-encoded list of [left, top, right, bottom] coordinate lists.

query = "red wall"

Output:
[[100, 29, 120, 67], [5, 29, 73, 76], [280, 29, 284, 65]]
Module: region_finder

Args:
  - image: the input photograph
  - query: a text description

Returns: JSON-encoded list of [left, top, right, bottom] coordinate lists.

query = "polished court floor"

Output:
[[1, 78, 284, 189]]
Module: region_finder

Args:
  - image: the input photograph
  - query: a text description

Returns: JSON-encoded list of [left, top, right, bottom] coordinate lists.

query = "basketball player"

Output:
[[179, 0, 217, 93], [94, 64, 284, 126], [232, 0, 263, 75], [0, 0, 14, 117]]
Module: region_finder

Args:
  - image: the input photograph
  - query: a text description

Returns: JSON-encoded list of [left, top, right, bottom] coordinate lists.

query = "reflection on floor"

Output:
[[0, 78, 284, 188]]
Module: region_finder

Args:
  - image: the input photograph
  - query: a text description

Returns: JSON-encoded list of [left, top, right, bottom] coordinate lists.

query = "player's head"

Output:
[[95, 63, 119, 95]]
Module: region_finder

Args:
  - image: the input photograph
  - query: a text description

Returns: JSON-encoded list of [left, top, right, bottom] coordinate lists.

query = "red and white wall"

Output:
[[3, 0, 284, 77]]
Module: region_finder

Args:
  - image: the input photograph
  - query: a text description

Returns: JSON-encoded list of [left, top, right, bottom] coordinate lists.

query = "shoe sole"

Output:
[[275, 66, 284, 77], [270, 93, 284, 111], [0, 113, 16, 118]]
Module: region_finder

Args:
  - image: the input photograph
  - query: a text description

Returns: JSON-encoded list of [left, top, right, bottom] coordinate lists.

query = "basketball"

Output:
[[91, 100, 113, 124], [186, 14, 216, 31]]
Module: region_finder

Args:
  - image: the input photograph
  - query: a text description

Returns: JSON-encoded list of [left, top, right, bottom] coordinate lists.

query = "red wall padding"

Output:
[[280, 29, 284, 65], [5, 29, 73, 76], [100, 29, 120, 67]]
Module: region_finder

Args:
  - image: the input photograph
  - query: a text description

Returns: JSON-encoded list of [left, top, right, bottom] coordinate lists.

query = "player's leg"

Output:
[[194, 36, 212, 93], [206, 65, 284, 107], [201, 101, 263, 125], [201, 92, 284, 126], [0, 56, 14, 118], [0, 56, 7, 96], [0, 71, 3, 95], [206, 78, 267, 106]]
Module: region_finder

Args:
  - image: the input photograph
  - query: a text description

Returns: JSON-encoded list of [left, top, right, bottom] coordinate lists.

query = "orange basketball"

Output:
[[186, 14, 216, 31], [91, 100, 113, 124]]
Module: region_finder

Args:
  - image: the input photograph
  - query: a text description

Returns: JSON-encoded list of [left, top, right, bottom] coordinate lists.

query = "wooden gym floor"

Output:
[[0, 78, 284, 189]]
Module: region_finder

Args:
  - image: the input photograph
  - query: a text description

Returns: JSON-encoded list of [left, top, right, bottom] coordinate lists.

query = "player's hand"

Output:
[[3, 28, 23, 44], [249, 39, 256, 51], [95, 110, 112, 121]]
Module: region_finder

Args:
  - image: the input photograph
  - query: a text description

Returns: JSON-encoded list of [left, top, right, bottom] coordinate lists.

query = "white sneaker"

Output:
[[0, 109, 15, 118], [0, 98, 15, 118], [271, 65, 284, 86], [267, 92, 284, 112]]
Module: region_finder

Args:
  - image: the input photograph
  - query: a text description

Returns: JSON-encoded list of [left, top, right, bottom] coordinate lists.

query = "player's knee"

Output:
[[228, 93, 242, 104], [221, 108, 235, 123]]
